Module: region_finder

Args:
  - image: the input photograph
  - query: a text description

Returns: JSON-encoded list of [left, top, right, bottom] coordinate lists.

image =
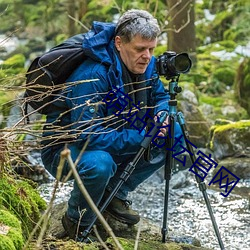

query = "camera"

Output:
[[156, 51, 192, 79]]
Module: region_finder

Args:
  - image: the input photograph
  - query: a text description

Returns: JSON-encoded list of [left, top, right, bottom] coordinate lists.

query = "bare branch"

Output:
[[63, 148, 124, 250]]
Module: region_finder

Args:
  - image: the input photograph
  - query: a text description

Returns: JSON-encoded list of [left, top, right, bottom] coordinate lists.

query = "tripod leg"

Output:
[[161, 114, 175, 243], [177, 112, 225, 250]]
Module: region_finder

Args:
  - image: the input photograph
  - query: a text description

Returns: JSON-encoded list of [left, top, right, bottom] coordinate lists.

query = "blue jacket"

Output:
[[44, 21, 170, 156]]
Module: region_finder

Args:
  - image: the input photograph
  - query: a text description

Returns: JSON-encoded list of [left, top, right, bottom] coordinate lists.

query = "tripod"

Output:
[[81, 110, 168, 240], [82, 77, 225, 250], [161, 77, 225, 249]]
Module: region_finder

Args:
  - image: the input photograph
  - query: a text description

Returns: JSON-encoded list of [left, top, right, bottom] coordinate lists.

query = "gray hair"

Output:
[[115, 9, 160, 43]]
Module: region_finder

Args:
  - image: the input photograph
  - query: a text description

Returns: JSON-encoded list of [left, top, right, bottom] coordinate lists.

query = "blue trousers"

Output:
[[41, 123, 183, 226]]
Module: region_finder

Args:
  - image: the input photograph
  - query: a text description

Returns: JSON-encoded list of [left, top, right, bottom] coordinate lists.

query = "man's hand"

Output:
[[154, 111, 169, 137]]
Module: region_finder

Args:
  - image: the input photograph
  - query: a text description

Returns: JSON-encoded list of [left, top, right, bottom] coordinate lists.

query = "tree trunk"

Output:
[[67, 0, 76, 36], [167, 0, 196, 62], [78, 0, 88, 20]]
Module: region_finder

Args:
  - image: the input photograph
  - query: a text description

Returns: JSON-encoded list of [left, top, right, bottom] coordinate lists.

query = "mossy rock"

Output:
[[1, 54, 25, 69], [1, 53, 26, 77], [194, 43, 240, 95], [199, 92, 248, 122], [0, 54, 26, 86], [213, 67, 235, 86], [0, 209, 24, 250], [0, 91, 17, 112], [209, 120, 250, 160], [0, 174, 47, 239]]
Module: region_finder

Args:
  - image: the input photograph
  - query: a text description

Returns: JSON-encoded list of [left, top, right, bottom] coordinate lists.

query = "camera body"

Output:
[[156, 51, 192, 79]]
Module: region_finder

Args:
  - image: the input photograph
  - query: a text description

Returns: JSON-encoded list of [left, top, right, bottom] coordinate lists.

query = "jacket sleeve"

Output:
[[65, 61, 145, 156]]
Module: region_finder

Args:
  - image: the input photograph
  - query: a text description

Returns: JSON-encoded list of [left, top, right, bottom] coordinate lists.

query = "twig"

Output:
[[93, 225, 110, 250], [61, 148, 124, 250], [68, 14, 89, 31], [134, 220, 142, 250]]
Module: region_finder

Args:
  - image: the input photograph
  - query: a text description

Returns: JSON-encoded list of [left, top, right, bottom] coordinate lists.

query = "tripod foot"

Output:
[[161, 227, 168, 243]]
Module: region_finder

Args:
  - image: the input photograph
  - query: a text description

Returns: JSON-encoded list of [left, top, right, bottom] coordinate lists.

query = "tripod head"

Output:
[[168, 76, 182, 100]]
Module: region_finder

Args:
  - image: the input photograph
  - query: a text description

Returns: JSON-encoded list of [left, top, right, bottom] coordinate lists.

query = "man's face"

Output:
[[115, 35, 157, 74]]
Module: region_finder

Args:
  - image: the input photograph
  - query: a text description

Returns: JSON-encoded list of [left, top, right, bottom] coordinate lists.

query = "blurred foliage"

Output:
[[0, 0, 249, 119], [235, 57, 250, 116], [197, 0, 250, 45]]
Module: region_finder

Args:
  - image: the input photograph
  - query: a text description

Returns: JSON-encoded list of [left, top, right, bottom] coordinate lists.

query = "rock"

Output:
[[199, 103, 213, 117], [221, 105, 237, 116], [44, 201, 212, 250], [0, 174, 47, 249], [179, 100, 211, 148], [181, 89, 199, 105], [217, 157, 250, 179], [209, 120, 250, 160]]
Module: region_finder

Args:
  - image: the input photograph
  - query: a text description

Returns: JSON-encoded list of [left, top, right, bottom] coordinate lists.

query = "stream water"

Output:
[[38, 168, 250, 250]]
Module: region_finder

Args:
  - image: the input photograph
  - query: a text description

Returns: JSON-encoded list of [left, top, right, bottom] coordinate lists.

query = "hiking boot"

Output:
[[105, 196, 140, 225], [61, 213, 97, 243]]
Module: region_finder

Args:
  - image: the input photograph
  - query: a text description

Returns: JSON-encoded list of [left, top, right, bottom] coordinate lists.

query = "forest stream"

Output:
[[1, 32, 249, 250]]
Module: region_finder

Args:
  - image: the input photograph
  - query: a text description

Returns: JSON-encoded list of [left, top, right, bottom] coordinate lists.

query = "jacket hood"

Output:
[[82, 21, 116, 65]]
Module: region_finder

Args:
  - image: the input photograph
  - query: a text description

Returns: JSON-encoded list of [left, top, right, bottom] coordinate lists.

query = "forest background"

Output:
[[0, 0, 250, 124]]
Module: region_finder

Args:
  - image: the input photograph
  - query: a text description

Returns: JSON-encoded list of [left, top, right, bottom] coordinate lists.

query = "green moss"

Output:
[[116, 238, 134, 250], [213, 120, 250, 133], [0, 235, 16, 250], [199, 90, 249, 122], [213, 67, 235, 86], [0, 91, 17, 109], [55, 34, 68, 45], [0, 209, 21, 229], [209, 120, 250, 150], [199, 95, 224, 107], [84, 243, 100, 250], [154, 45, 168, 57], [105, 237, 207, 250], [0, 175, 47, 239], [217, 40, 237, 51], [0, 209, 24, 249], [166, 243, 183, 250], [7, 228, 24, 249], [0, 54, 26, 86], [214, 119, 232, 126], [1, 54, 25, 69]]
